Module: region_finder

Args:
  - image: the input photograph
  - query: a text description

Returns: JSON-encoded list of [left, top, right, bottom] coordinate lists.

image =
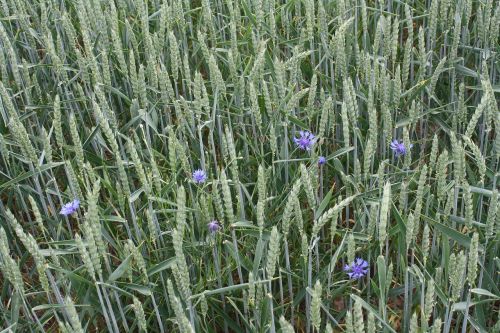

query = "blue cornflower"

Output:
[[60, 199, 80, 216], [293, 131, 317, 151], [208, 220, 220, 233], [318, 156, 326, 165], [344, 258, 369, 280], [192, 169, 207, 184], [390, 140, 413, 157]]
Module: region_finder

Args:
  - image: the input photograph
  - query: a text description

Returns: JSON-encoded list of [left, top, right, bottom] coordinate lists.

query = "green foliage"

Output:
[[0, 0, 498, 332]]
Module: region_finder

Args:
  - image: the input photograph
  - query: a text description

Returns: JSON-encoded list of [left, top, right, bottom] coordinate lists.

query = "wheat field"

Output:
[[0, 0, 499, 332]]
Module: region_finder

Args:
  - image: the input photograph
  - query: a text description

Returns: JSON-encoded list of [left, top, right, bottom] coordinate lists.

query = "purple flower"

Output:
[[344, 258, 369, 280], [390, 140, 413, 157], [192, 169, 207, 184], [208, 220, 220, 233], [60, 199, 80, 216], [293, 131, 316, 151], [318, 156, 326, 165]]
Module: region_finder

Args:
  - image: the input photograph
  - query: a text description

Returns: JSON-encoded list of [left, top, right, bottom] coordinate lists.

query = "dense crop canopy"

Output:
[[0, 0, 498, 332]]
